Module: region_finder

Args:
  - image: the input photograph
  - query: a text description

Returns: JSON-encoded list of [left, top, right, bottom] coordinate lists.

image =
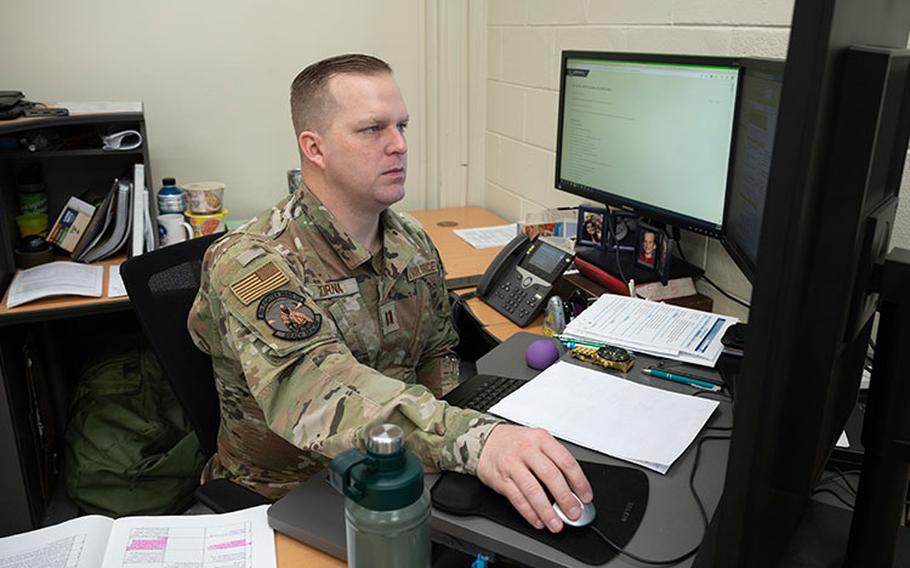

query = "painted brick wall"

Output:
[[484, 0, 910, 321]]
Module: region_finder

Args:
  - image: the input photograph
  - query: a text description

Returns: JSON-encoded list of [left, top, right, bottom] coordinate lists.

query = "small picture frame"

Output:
[[635, 223, 662, 269], [655, 235, 674, 284], [576, 206, 607, 247], [607, 210, 638, 251]]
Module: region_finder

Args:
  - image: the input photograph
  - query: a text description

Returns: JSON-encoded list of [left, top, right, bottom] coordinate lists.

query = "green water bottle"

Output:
[[329, 424, 431, 568]]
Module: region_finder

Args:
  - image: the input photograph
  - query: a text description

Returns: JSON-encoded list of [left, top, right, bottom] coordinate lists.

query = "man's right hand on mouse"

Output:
[[476, 424, 593, 533]]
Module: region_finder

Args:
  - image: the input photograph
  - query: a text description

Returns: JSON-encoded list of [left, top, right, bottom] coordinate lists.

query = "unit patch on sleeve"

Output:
[[231, 261, 290, 305], [406, 260, 438, 282], [257, 291, 322, 339]]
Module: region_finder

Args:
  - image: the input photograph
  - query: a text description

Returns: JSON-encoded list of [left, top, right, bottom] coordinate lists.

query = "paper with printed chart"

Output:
[[562, 294, 737, 367], [0, 505, 276, 568]]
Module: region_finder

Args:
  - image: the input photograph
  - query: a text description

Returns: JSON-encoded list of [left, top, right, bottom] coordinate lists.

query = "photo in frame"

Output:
[[576, 206, 607, 247], [607, 210, 638, 251], [655, 235, 674, 284], [635, 222, 663, 269]]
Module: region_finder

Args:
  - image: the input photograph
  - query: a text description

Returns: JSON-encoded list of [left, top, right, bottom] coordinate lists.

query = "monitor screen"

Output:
[[555, 52, 740, 238], [721, 58, 785, 282]]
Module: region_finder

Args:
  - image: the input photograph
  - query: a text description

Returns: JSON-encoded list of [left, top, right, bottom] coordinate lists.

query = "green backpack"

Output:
[[64, 337, 204, 517]]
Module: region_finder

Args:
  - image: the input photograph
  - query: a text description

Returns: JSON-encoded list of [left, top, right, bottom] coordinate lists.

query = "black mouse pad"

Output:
[[431, 461, 649, 565]]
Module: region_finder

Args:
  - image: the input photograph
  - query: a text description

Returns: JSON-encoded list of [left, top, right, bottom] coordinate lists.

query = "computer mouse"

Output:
[[552, 492, 596, 528]]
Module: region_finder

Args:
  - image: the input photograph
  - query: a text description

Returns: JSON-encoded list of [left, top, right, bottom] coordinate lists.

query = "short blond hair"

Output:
[[290, 53, 392, 135]]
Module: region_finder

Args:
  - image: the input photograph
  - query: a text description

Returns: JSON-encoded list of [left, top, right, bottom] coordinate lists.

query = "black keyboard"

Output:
[[445, 375, 527, 412]]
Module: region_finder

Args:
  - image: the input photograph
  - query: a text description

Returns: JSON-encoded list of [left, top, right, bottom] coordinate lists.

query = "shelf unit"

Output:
[[0, 111, 153, 298], [0, 111, 152, 535]]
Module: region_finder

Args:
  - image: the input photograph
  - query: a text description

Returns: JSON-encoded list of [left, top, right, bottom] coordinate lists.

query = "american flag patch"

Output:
[[230, 262, 289, 305]]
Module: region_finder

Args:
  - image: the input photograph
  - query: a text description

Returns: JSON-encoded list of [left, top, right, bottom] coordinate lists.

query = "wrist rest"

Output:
[[431, 461, 648, 565]]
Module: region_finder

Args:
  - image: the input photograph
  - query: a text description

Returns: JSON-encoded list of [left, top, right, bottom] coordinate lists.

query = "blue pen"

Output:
[[642, 368, 721, 392], [558, 336, 635, 356]]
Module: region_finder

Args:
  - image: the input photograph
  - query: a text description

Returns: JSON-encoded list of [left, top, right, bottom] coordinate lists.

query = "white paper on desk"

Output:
[[100, 505, 276, 568], [6, 262, 104, 308], [453, 224, 518, 248], [489, 361, 719, 474], [563, 295, 737, 367], [0, 514, 113, 568], [108, 265, 127, 298]]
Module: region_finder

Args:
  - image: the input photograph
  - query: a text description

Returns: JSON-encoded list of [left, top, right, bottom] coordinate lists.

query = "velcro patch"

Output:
[[310, 277, 359, 300], [379, 302, 400, 334], [231, 261, 289, 305], [235, 247, 267, 267], [406, 260, 438, 282], [257, 290, 322, 340]]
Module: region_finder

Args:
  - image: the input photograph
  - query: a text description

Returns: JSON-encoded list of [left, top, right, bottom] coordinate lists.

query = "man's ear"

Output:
[[298, 130, 325, 169]]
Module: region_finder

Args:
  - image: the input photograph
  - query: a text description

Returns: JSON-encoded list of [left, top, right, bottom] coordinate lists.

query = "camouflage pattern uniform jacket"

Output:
[[188, 187, 502, 499]]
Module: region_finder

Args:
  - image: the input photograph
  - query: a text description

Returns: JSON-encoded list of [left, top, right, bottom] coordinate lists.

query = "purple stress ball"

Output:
[[526, 339, 560, 370]]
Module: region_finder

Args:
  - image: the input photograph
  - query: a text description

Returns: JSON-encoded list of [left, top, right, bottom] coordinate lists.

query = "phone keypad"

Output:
[[492, 278, 543, 324]]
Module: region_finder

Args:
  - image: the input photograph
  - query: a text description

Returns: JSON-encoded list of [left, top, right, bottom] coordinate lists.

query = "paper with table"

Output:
[[562, 294, 737, 367], [5, 262, 104, 308], [0, 504, 276, 568], [453, 223, 518, 248], [489, 360, 719, 474]]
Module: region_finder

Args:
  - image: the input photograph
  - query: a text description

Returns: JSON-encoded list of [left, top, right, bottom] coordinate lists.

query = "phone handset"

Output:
[[476, 233, 531, 297]]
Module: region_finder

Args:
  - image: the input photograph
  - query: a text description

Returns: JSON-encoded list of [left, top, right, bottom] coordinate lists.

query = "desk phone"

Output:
[[477, 234, 575, 327]]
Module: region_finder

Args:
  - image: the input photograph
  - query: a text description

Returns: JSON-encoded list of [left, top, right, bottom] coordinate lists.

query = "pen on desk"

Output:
[[558, 337, 635, 356], [642, 368, 721, 392], [557, 336, 605, 348]]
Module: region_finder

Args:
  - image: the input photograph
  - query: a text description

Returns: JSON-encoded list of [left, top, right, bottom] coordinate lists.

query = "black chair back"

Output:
[[120, 233, 223, 458]]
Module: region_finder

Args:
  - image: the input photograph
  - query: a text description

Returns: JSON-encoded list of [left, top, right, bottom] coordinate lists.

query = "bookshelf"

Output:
[[0, 110, 152, 536], [0, 110, 153, 301]]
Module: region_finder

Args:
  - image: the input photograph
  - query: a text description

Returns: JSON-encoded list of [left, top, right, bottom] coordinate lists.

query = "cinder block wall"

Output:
[[482, 0, 908, 320]]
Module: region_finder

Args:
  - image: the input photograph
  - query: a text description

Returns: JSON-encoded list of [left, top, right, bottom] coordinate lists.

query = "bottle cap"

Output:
[[367, 424, 404, 455], [162, 177, 176, 186]]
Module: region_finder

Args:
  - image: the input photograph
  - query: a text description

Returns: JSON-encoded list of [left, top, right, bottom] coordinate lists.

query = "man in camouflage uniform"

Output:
[[189, 54, 592, 533]]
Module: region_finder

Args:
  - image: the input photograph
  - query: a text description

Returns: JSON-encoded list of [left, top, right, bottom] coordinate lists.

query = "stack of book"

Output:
[[48, 163, 153, 263]]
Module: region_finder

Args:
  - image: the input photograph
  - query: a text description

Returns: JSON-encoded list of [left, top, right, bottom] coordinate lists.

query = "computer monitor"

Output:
[[554, 52, 740, 239], [693, 0, 910, 565], [720, 58, 785, 283]]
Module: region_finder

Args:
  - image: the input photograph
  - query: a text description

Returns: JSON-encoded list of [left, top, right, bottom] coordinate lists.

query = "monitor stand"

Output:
[[575, 245, 700, 285]]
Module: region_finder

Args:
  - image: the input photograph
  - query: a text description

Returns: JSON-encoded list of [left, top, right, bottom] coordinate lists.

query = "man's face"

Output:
[[317, 72, 409, 213], [643, 232, 656, 254]]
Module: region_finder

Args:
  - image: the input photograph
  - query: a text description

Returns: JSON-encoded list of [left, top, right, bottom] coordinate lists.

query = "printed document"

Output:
[[489, 361, 719, 474], [453, 224, 518, 248], [563, 294, 737, 367], [6, 262, 104, 308], [0, 505, 276, 568], [108, 265, 128, 298]]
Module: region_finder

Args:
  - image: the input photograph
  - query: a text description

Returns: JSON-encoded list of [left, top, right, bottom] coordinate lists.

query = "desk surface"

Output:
[[406, 206, 509, 289], [0, 253, 130, 326], [0, 206, 505, 326], [268, 332, 733, 567]]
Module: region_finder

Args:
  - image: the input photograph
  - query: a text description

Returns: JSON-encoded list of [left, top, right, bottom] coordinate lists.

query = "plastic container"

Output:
[[183, 181, 225, 214], [287, 169, 302, 194], [329, 424, 431, 568], [185, 209, 229, 237], [157, 177, 185, 215], [16, 213, 49, 238], [18, 182, 48, 215]]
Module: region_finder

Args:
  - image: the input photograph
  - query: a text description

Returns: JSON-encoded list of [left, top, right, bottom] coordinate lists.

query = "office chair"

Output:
[[120, 234, 270, 512]]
